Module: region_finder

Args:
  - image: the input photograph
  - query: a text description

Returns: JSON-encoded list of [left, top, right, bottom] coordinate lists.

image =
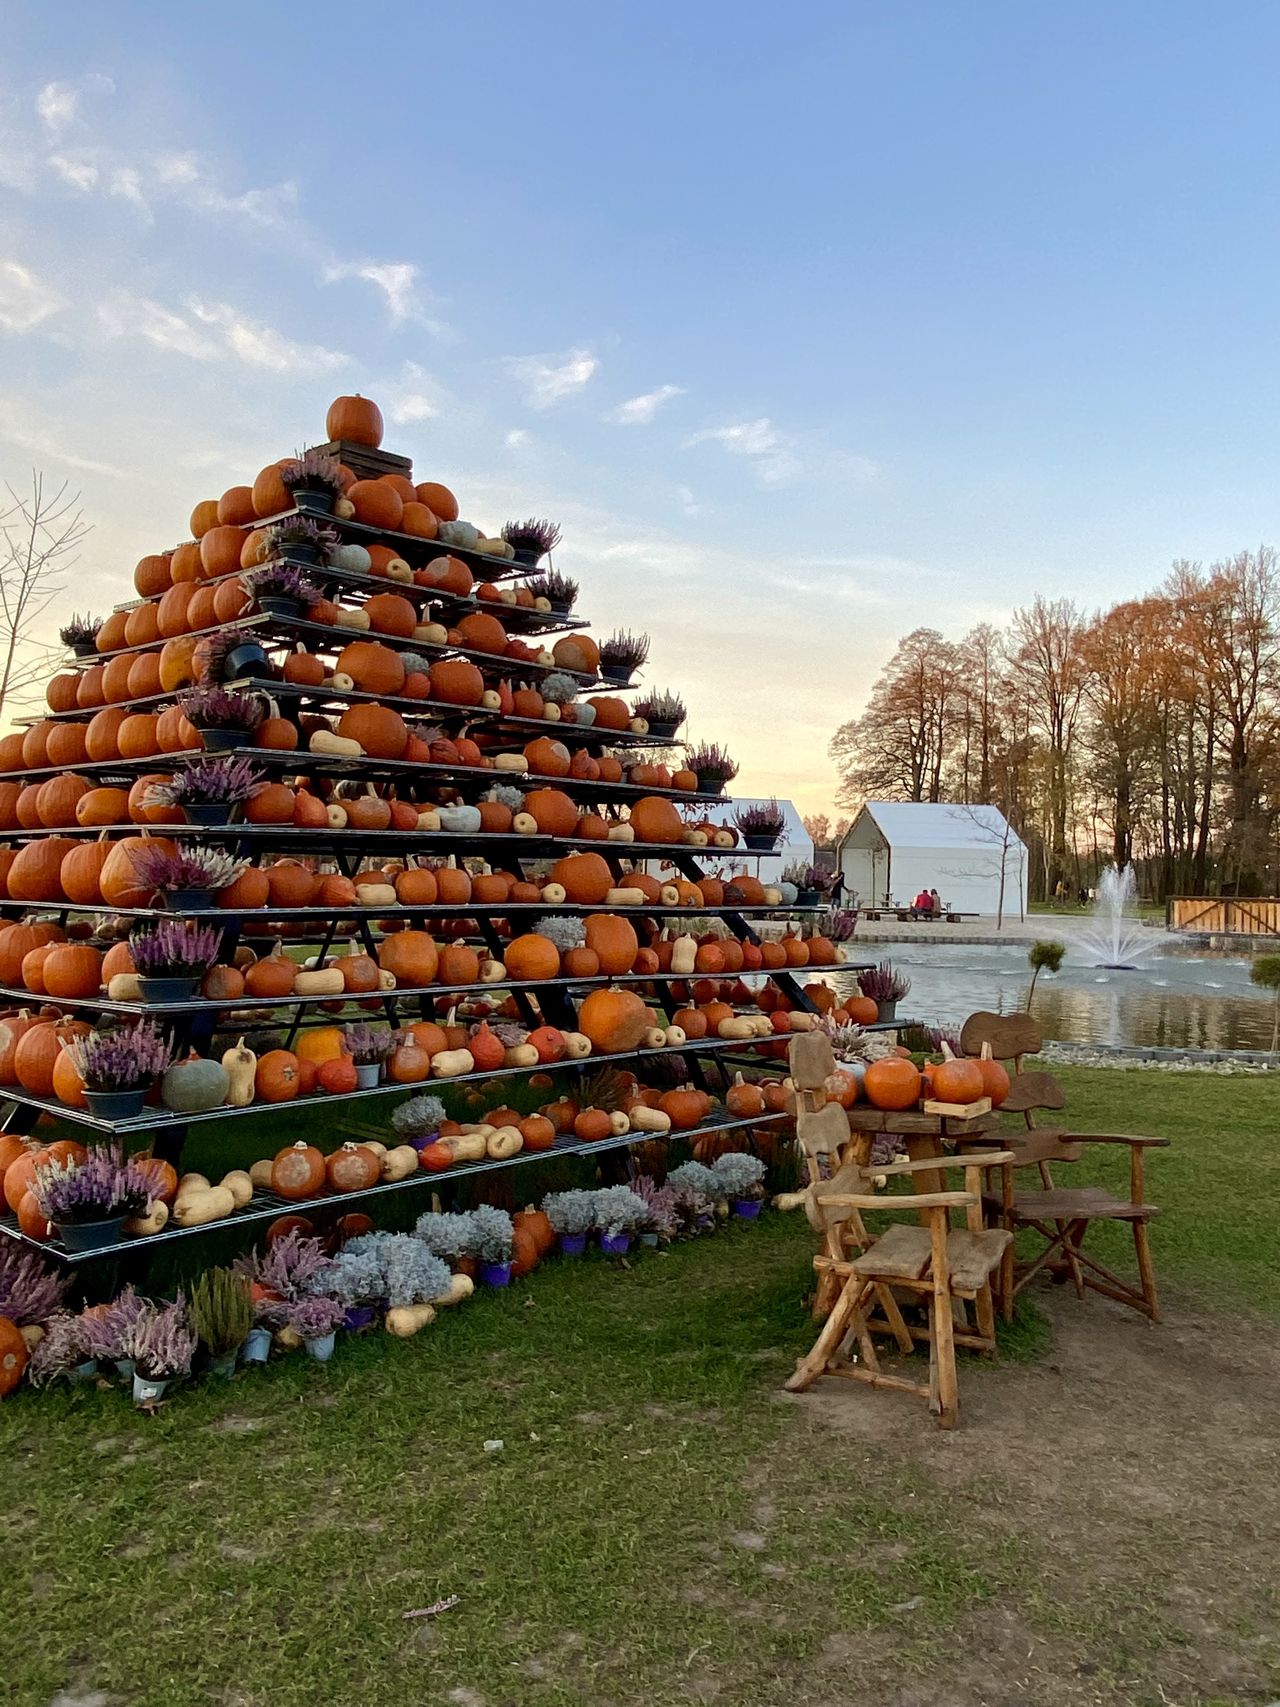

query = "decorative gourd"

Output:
[[221, 1038, 257, 1107], [437, 804, 482, 834], [161, 1055, 230, 1113], [725, 1073, 767, 1118]]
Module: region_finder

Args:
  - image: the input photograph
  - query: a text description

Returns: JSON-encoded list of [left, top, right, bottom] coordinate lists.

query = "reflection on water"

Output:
[[824, 943, 1268, 1050]]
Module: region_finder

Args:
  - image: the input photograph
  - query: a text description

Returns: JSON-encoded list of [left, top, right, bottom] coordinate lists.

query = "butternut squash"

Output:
[[311, 730, 362, 757], [219, 1169, 254, 1208], [670, 935, 698, 976], [629, 1106, 672, 1134], [386, 1303, 436, 1336], [605, 887, 646, 906], [430, 1273, 473, 1307], [431, 1048, 475, 1078], [294, 967, 345, 996], [562, 1031, 592, 1059], [380, 1144, 419, 1182], [221, 1037, 257, 1107], [486, 1126, 523, 1160], [172, 1184, 236, 1227]]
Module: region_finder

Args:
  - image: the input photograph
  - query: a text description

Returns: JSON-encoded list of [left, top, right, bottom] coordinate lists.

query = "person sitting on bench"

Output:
[[911, 887, 933, 919]]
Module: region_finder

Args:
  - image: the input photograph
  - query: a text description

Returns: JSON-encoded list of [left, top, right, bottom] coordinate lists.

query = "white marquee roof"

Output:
[[845, 801, 1025, 852]]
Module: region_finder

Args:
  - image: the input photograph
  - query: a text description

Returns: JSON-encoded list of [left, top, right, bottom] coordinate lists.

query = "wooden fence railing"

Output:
[[1168, 896, 1280, 936]]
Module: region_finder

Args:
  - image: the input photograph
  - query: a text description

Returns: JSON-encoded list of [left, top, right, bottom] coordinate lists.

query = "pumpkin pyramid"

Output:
[[0, 391, 850, 1265]]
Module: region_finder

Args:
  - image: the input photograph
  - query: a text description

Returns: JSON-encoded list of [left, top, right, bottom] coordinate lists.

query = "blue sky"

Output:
[[4, 2, 1280, 812]]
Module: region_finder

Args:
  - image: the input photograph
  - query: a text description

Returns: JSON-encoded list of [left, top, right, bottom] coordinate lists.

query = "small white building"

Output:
[[836, 801, 1027, 918], [691, 796, 812, 889]]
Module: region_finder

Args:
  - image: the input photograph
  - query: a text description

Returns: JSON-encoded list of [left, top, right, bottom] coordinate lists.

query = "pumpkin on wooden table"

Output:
[[862, 1057, 922, 1112], [929, 1055, 985, 1106]]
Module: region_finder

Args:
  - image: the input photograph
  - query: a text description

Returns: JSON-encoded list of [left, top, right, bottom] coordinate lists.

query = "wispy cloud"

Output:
[[0, 391, 128, 477], [605, 384, 686, 425], [505, 346, 598, 408], [185, 298, 349, 373], [684, 417, 803, 485], [386, 361, 439, 424], [505, 429, 530, 448], [36, 74, 114, 140], [98, 289, 348, 372], [0, 259, 65, 333]]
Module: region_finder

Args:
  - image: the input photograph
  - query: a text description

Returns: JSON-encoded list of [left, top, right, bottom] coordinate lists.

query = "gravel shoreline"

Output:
[[1038, 1040, 1274, 1075]]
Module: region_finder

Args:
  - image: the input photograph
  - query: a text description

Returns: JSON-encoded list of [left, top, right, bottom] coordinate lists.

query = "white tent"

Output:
[[691, 796, 811, 889], [836, 801, 1027, 917]]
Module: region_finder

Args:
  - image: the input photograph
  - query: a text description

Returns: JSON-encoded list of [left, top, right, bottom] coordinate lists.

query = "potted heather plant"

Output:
[[60, 613, 101, 658], [282, 1292, 346, 1363], [343, 1022, 396, 1088], [27, 1310, 95, 1388], [734, 799, 786, 851], [667, 1162, 721, 1233], [65, 1019, 174, 1119], [189, 1267, 254, 1377], [242, 558, 322, 617], [631, 1174, 678, 1248], [827, 907, 858, 944], [526, 567, 578, 612], [177, 685, 265, 752], [130, 919, 223, 1001], [470, 1204, 515, 1287], [126, 843, 248, 912], [593, 1185, 648, 1256], [599, 629, 649, 686], [543, 1189, 596, 1256], [687, 741, 739, 797], [236, 1230, 336, 1362], [712, 1152, 767, 1220], [79, 1284, 146, 1380], [0, 1241, 68, 1334], [280, 448, 344, 515], [125, 1295, 197, 1405], [146, 754, 266, 826], [857, 960, 912, 1023], [632, 688, 686, 740], [502, 517, 562, 567], [29, 1145, 151, 1252]]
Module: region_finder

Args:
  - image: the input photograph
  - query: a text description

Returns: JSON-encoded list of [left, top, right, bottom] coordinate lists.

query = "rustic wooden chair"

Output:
[[957, 1011, 1169, 1322], [785, 1149, 1015, 1428]]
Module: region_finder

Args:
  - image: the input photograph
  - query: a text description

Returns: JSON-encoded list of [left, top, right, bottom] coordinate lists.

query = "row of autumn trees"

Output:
[[828, 548, 1280, 901]]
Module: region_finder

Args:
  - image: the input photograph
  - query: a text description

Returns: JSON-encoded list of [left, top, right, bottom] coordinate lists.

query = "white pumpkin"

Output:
[[333, 543, 372, 574]]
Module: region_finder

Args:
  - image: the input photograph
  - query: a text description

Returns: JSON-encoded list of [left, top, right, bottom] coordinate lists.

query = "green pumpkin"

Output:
[[161, 1056, 231, 1113]]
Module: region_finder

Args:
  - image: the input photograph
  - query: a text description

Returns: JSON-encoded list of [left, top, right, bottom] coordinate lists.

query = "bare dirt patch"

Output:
[[778, 1288, 1280, 1706]]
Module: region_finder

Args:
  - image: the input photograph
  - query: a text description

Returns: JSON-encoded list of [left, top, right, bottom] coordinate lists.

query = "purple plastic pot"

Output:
[[343, 1305, 377, 1331], [480, 1261, 512, 1288], [599, 1233, 631, 1255], [558, 1233, 587, 1257], [733, 1199, 763, 1220]]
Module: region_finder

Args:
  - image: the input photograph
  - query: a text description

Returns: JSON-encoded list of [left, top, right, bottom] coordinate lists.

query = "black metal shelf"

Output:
[[0, 1107, 788, 1265], [0, 897, 822, 923], [0, 1032, 787, 1139]]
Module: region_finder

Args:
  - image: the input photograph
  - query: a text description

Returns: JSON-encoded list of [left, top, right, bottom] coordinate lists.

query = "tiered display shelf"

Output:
[[0, 399, 853, 1270]]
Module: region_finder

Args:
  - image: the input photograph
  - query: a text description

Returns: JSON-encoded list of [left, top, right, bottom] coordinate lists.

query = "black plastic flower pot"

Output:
[[647, 720, 678, 741], [257, 594, 305, 618], [548, 597, 571, 614], [223, 641, 272, 681], [292, 487, 335, 516], [512, 545, 543, 567], [696, 775, 727, 796], [136, 975, 200, 1003], [56, 1214, 128, 1252], [194, 725, 247, 752], [796, 887, 818, 907], [600, 663, 635, 685], [743, 832, 779, 851], [161, 888, 214, 911], [71, 639, 98, 659], [83, 1087, 148, 1121], [181, 801, 239, 827]]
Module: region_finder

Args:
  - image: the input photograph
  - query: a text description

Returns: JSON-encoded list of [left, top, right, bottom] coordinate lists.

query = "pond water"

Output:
[[825, 941, 1270, 1052]]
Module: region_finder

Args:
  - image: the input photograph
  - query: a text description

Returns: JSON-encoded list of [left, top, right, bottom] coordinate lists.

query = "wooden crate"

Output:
[[922, 1095, 992, 1119], [310, 440, 413, 481]]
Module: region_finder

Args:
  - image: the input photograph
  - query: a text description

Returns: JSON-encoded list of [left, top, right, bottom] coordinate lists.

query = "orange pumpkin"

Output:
[[377, 930, 439, 988], [336, 641, 406, 697], [0, 1313, 30, 1396], [584, 914, 638, 975], [863, 1058, 922, 1112], [217, 866, 270, 910], [364, 591, 417, 637], [134, 552, 173, 597], [6, 837, 74, 903], [435, 944, 479, 986], [524, 736, 571, 777], [41, 944, 103, 999], [337, 704, 408, 760], [326, 394, 384, 447], [523, 788, 579, 837], [252, 462, 291, 518], [271, 1142, 326, 1199], [99, 835, 178, 908], [504, 933, 562, 982], [218, 484, 256, 526], [430, 659, 485, 706], [244, 943, 297, 997], [930, 1057, 985, 1105], [577, 988, 650, 1054], [975, 1054, 1011, 1107], [551, 853, 613, 905], [348, 480, 403, 530], [245, 782, 297, 825], [326, 1142, 381, 1191], [415, 481, 458, 521], [200, 524, 246, 579], [255, 1049, 301, 1103], [34, 774, 88, 828], [629, 796, 684, 844], [169, 541, 203, 585]]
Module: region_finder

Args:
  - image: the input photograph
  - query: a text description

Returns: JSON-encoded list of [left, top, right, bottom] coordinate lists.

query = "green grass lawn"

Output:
[[2, 1066, 1276, 1707]]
